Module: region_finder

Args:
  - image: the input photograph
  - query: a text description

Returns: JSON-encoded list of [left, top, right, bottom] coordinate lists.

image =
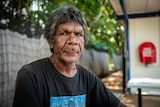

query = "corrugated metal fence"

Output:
[[0, 29, 51, 107], [0, 29, 113, 107]]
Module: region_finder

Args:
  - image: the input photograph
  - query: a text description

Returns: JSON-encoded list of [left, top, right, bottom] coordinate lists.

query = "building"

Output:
[[109, 0, 160, 95]]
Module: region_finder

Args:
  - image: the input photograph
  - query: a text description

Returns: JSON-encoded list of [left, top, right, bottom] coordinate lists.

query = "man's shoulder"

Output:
[[19, 58, 50, 73], [30, 57, 49, 65], [77, 64, 96, 77], [77, 64, 90, 72]]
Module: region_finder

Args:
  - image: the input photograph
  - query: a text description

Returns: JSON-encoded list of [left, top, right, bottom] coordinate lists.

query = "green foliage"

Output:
[[0, 0, 125, 55]]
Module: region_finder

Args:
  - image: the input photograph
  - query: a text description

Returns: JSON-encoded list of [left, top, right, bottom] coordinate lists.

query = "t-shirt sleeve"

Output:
[[13, 67, 41, 107], [89, 73, 120, 107]]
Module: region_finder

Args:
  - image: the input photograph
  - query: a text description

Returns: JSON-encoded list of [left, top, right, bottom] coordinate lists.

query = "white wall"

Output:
[[129, 16, 160, 94]]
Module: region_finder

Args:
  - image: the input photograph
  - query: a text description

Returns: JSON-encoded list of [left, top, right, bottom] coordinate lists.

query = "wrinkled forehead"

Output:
[[57, 21, 84, 32]]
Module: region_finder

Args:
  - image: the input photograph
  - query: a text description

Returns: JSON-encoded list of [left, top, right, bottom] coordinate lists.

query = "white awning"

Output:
[[109, 0, 160, 19]]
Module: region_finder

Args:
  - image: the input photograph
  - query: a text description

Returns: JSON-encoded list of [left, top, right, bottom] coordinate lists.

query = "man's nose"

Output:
[[66, 33, 78, 45]]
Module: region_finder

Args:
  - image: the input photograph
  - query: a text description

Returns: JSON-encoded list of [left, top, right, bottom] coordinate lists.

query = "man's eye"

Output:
[[60, 32, 68, 36], [76, 33, 83, 37]]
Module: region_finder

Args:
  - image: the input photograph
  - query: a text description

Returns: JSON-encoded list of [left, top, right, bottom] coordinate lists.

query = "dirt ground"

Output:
[[101, 71, 160, 107]]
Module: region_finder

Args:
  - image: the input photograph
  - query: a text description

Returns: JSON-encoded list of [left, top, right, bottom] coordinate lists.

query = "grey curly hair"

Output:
[[44, 5, 88, 45]]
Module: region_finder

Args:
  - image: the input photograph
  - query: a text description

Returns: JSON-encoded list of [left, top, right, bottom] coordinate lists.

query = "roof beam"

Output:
[[117, 11, 160, 20], [119, 0, 128, 20]]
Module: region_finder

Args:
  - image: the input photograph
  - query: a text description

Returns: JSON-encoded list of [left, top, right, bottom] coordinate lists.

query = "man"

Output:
[[13, 5, 126, 107]]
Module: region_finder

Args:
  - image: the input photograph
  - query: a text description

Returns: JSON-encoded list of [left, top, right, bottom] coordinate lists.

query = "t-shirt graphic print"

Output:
[[50, 94, 86, 107]]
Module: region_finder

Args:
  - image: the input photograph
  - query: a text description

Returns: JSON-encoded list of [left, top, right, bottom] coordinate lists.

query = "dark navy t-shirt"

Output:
[[13, 58, 120, 107]]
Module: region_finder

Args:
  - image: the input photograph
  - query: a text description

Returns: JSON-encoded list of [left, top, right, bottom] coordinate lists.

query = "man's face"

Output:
[[50, 20, 85, 64]]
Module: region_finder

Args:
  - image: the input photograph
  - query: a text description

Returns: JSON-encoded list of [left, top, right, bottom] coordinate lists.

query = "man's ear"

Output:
[[48, 42, 54, 53], [49, 42, 53, 48]]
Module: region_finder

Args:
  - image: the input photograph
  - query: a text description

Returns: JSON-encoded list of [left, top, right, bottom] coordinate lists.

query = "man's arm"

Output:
[[117, 102, 127, 107], [13, 68, 41, 107], [89, 74, 126, 107]]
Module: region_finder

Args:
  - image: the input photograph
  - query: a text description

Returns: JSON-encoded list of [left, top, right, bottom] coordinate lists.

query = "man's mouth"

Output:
[[64, 51, 78, 55], [63, 47, 80, 56]]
